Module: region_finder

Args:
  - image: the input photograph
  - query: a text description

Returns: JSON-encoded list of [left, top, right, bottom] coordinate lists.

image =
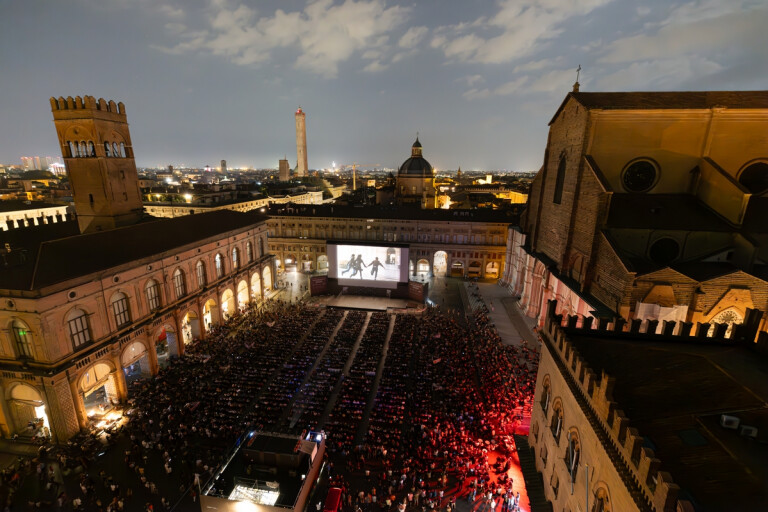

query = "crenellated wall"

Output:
[[535, 299, 764, 511]]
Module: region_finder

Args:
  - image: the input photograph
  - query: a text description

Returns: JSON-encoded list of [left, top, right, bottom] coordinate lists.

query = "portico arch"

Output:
[[155, 324, 179, 368], [79, 361, 118, 416], [203, 298, 219, 332], [263, 266, 273, 291], [7, 383, 49, 439], [237, 280, 249, 311], [121, 340, 151, 389], [433, 251, 447, 277], [485, 261, 499, 278], [317, 254, 328, 271], [182, 310, 201, 344], [221, 289, 235, 319], [416, 259, 430, 276]]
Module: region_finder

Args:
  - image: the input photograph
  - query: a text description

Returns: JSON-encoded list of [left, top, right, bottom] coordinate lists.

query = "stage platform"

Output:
[[311, 294, 419, 311]]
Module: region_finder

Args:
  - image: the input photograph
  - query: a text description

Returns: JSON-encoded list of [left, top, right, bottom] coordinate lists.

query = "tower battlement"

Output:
[[50, 96, 126, 120], [49, 95, 142, 233]]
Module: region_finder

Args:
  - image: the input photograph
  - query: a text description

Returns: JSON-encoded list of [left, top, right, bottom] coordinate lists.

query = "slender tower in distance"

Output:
[[295, 107, 308, 177]]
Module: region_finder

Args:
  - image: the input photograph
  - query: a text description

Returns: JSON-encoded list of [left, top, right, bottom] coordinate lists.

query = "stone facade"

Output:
[[266, 205, 509, 278], [502, 91, 768, 336], [0, 220, 274, 441]]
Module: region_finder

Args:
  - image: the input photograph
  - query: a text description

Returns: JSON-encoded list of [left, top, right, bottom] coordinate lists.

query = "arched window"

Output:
[[11, 319, 33, 358], [592, 486, 611, 512], [553, 155, 566, 204], [104, 141, 111, 157], [145, 279, 161, 311], [565, 430, 580, 481], [259, 237, 264, 257], [196, 260, 207, 288], [246, 241, 253, 263], [540, 376, 551, 414], [79, 141, 87, 158], [232, 248, 240, 270], [120, 142, 126, 158], [110, 292, 131, 329], [172, 269, 186, 299], [215, 253, 224, 278], [87, 141, 96, 157], [550, 401, 564, 443], [112, 142, 119, 159], [66, 308, 91, 348], [67, 141, 76, 158]]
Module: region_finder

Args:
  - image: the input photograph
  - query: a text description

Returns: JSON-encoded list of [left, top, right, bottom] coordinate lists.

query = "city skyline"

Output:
[[1, 0, 766, 171]]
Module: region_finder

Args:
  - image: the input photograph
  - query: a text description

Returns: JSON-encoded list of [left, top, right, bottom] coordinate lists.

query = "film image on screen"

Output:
[[336, 245, 402, 283]]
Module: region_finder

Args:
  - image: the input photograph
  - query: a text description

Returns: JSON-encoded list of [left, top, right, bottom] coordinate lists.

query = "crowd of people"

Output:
[[1, 282, 539, 512]]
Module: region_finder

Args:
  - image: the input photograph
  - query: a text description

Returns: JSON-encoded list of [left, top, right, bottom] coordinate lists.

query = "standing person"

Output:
[[368, 257, 384, 280], [342, 254, 356, 275], [353, 255, 367, 279]]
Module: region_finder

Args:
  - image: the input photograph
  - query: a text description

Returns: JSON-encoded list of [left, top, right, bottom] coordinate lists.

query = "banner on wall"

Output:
[[310, 275, 328, 295]]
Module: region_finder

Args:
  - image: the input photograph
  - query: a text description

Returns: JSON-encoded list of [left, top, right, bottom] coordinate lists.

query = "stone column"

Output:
[[145, 334, 160, 376], [109, 351, 128, 403], [173, 312, 185, 357], [67, 373, 88, 430]]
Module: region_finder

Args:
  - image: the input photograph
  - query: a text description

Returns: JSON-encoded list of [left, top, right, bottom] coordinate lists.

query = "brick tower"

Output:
[[295, 107, 308, 177], [50, 95, 143, 233]]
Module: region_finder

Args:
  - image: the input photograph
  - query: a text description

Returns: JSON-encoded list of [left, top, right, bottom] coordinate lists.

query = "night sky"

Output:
[[1, 0, 766, 171]]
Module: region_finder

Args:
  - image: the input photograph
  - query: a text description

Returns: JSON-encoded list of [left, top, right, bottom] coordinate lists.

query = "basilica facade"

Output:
[[502, 90, 768, 337]]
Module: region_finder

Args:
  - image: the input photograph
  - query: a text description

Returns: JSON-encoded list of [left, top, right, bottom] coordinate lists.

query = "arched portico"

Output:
[[433, 251, 448, 277], [237, 280, 249, 311], [79, 361, 118, 417], [121, 340, 151, 391], [263, 266, 273, 292], [221, 289, 235, 319], [7, 383, 50, 439], [203, 298, 219, 332], [182, 310, 201, 344], [155, 325, 179, 368]]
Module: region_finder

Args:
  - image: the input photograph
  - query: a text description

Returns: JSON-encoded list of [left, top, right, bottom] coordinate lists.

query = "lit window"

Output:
[[246, 241, 253, 263], [196, 260, 206, 288], [145, 280, 161, 311], [173, 269, 186, 299], [111, 292, 131, 329], [215, 254, 224, 278], [232, 248, 239, 270], [11, 319, 33, 358], [67, 308, 91, 348]]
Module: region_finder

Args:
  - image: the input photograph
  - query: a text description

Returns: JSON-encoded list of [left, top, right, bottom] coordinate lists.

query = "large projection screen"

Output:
[[328, 242, 409, 289]]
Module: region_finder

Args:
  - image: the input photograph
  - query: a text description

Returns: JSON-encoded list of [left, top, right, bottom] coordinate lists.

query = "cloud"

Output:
[[599, 8, 768, 65], [154, 0, 411, 78], [363, 60, 387, 73], [398, 26, 428, 49], [596, 57, 723, 90], [432, 0, 613, 65], [456, 75, 485, 87], [513, 57, 564, 73], [592, 1, 768, 90]]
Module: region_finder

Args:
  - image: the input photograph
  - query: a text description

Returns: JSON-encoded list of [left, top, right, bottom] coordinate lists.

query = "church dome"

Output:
[[398, 137, 433, 177]]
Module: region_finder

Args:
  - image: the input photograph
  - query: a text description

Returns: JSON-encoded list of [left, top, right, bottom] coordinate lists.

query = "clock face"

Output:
[[623, 160, 657, 192]]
